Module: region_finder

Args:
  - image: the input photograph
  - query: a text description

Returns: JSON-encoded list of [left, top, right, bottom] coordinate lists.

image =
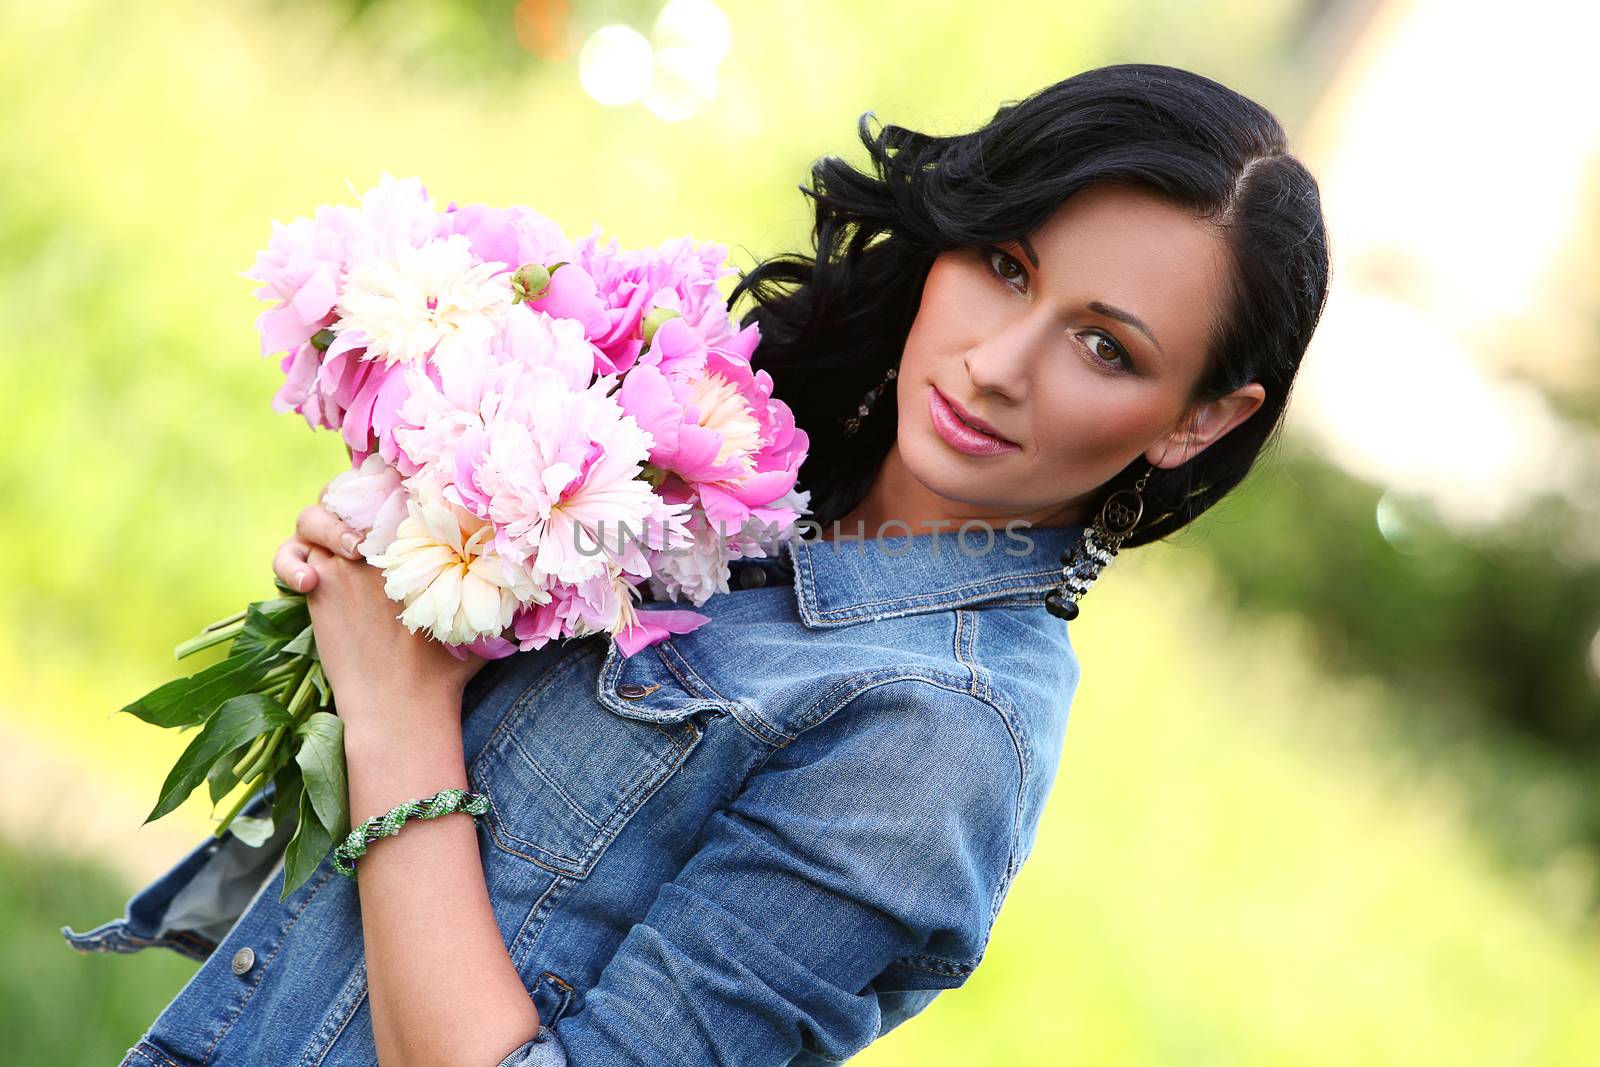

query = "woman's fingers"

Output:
[[274, 537, 319, 593], [296, 503, 364, 560], [280, 456, 364, 593]]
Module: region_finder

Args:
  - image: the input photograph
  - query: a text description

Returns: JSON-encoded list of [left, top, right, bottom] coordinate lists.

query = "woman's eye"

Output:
[[983, 246, 1026, 289], [1080, 330, 1134, 373]]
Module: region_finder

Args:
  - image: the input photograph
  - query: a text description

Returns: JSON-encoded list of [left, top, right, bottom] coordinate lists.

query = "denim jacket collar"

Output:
[[781, 520, 1088, 627]]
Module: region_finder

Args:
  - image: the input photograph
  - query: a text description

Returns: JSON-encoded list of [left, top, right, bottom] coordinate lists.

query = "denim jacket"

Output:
[[64, 520, 1087, 1066]]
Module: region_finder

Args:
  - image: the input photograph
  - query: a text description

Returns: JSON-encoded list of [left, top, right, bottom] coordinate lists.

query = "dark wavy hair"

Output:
[[726, 62, 1331, 548]]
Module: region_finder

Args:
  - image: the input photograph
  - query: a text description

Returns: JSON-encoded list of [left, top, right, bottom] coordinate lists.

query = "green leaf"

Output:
[[207, 742, 249, 805], [281, 622, 317, 658], [228, 813, 276, 847], [231, 596, 310, 658], [119, 645, 278, 729], [143, 694, 292, 825], [270, 764, 304, 829], [294, 712, 349, 844], [251, 595, 309, 627], [281, 785, 335, 901]]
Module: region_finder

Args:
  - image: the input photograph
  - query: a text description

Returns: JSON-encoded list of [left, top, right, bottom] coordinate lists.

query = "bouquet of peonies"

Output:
[[125, 174, 809, 898]]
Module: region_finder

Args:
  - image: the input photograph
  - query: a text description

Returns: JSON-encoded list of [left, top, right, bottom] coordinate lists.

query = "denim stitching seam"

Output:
[[126, 1043, 186, 1067], [509, 876, 580, 970], [199, 862, 340, 1064], [657, 635, 791, 744], [503, 731, 605, 833], [813, 569, 1061, 619], [790, 661, 967, 736], [955, 608, 1031, 929], [302, 959, 369, 1067]]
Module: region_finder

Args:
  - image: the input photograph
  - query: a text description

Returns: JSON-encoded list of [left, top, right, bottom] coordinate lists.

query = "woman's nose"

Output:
[[963, 312, 1046, 400]]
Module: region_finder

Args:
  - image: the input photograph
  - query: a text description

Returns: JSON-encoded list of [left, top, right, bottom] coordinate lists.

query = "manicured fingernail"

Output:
[[340, 533, 360, 556], [296, 570, 311, 591]]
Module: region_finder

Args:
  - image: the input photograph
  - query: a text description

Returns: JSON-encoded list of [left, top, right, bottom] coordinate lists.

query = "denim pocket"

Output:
[[468, 638, 717, 879], [592, 633, 735, 725]]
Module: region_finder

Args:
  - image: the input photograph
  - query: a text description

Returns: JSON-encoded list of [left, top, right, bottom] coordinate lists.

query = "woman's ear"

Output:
[[1146, 382, 1266, 469]]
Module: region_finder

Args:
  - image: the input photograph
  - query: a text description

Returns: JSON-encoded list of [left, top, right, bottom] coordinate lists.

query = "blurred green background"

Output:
[[4, 0, 1599, 1063]]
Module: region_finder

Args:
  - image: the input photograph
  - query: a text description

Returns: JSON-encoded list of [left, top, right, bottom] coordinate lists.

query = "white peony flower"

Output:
[[644, 513, 734, 606], [367, 478, 548, 645], [333, 234, 511, 369], [321, 453, 410, 559], [646, 485, 812, 606]]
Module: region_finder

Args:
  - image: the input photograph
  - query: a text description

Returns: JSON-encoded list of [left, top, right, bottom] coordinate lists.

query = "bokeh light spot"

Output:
[[578, 24, 653, 106]]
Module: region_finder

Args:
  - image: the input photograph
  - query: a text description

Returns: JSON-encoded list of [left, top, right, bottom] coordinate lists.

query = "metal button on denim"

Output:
[[231, 947, 256, 975], [738, 566, 769, 589], [617, 683, 656, 700]]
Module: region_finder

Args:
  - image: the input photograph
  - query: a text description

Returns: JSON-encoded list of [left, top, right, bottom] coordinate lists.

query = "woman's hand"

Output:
[[272, 492, 488, 744], [271, 481, 363, 595], [272, 458, 360, 596]]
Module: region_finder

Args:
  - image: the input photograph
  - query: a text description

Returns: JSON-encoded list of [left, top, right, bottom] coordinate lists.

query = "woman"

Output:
[[64, 62, 1329, 1065]]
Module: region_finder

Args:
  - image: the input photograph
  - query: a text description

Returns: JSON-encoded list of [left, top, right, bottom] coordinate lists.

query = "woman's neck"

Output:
[[820, 444, 1086, 542]]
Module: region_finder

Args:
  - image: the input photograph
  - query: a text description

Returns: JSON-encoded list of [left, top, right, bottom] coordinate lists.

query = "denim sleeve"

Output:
[[495, 678, 1023, 1066]]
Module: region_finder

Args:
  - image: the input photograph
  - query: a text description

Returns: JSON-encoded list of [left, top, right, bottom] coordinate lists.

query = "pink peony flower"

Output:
[[468, 374, 693, 586], [618, 315, 807, 531], [612, 605, 713, 657], [441, 203, 574, 272], [534, 225, 739, 378], [242, 206, 363, 362], [245, 176, 806, 658]]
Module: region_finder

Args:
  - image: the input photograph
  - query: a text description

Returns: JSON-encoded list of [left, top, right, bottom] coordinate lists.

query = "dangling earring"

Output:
[[841, 363, 899, 438], [1044, 463, 1155, 621]]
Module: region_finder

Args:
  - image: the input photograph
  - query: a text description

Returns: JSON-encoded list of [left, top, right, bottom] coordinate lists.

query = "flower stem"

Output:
[[261, 658, 300, 684], [175, 615, 248, 661], [238, 724, 287, 784], [204, 608, 249, 632], [287, 663, 322, 722], [232, 732, 270, 778], [257, 664, 298, 701], [214, 770, 268, 839]]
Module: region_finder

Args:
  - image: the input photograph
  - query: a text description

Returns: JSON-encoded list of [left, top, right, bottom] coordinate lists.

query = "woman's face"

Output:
[[876, 182, 1265, 533]]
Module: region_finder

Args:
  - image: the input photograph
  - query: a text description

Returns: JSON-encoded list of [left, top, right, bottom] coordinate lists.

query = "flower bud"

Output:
[[511, 263, 552, 303], [641, 306, 681, 348]]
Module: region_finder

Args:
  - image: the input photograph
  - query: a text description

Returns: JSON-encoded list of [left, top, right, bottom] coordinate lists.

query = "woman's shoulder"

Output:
[[612, 521, 1084, 742], [665, 597, 1081, 772]]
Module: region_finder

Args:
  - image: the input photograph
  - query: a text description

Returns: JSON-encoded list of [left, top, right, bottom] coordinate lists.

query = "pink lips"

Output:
[[928, 386, 1020, 457]]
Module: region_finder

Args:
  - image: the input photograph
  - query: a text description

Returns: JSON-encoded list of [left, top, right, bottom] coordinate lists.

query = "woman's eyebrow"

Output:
[[1016, 236, 1166, 357], [1017, 236, 1042, 269], [1088, 300, 1165, 356]]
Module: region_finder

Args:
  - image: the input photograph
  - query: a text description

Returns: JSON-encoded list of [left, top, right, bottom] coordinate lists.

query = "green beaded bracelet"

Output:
[[332, 787, 491, 878]]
